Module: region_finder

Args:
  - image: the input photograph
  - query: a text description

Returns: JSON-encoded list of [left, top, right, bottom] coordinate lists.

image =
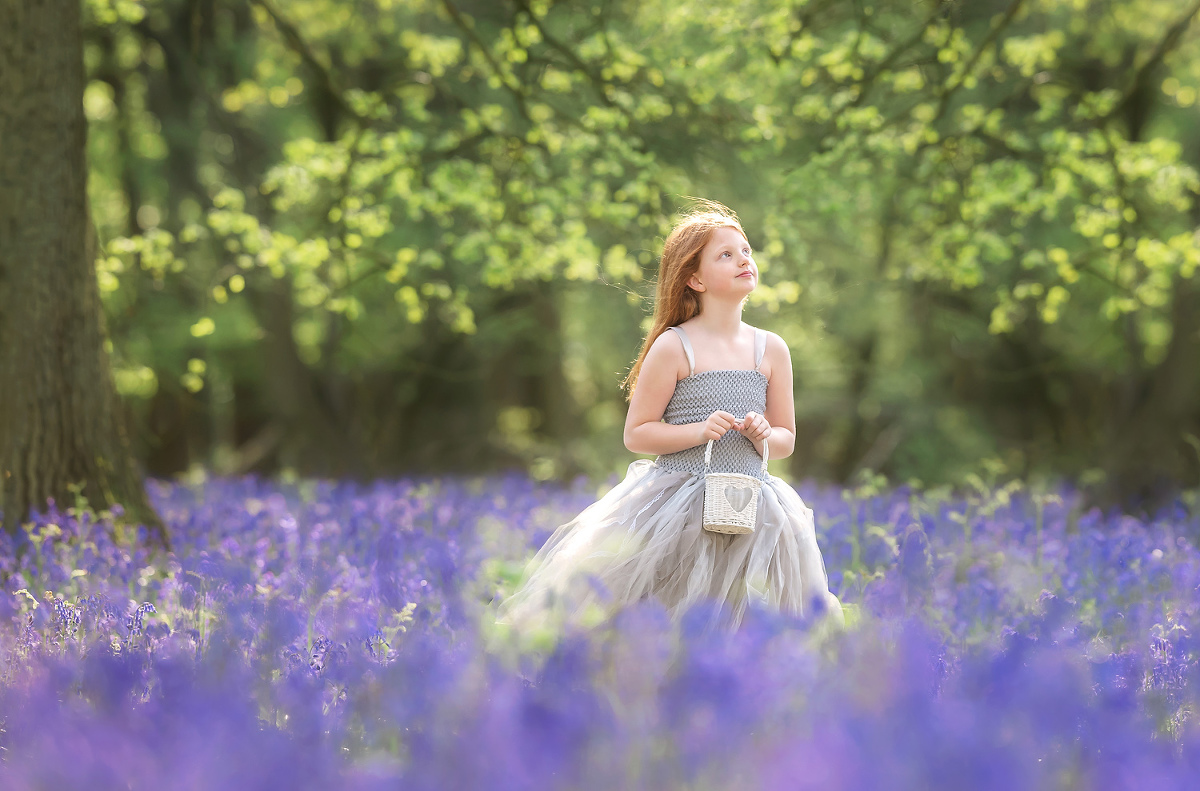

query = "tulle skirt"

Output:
[[497, 459, 844, 632]]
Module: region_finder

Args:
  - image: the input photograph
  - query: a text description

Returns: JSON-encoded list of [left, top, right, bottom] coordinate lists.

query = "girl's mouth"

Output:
[[737, 272, 754, 278]]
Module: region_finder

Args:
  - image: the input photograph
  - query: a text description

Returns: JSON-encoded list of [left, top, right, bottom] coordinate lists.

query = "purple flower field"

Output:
[[2, 472, 1199, 789]]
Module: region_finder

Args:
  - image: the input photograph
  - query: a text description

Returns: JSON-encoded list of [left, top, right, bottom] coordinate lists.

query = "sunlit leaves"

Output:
[[1001, 32, 1065, 78], [112, 364, 159, 398], [84, 0, 1200, 411], [189, 318, 216, 337], [84, 0, 146, 25], [180, 357, 206, 392], [400, 30, 464, 77], [1162, 76, 1199, 108], [83, 81, 117, 122], [221, 77, 305, 113], [105, 229, 180, 283]]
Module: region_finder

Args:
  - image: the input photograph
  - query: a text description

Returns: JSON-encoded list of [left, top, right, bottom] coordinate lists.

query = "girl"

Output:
[[499, 202, 843, 631]]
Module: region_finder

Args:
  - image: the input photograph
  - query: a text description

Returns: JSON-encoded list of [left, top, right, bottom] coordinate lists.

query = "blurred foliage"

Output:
[[80, 0, 1200, 499]]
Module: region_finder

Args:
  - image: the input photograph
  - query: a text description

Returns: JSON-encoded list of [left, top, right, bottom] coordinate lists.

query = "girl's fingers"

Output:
[[708, 413, 733, 435], [711, 411, 774, 439], [745, 415, 769, 440]]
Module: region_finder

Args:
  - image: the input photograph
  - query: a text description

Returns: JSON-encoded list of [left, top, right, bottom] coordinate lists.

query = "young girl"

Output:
[[499, 203, 843, 631]]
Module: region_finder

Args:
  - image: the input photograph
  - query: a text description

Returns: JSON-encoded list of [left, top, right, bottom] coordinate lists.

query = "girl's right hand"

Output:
[[697, 410, 738, 444]]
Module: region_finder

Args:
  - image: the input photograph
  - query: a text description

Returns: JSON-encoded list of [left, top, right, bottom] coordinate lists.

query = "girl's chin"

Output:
[[709, 279, 757, 299]]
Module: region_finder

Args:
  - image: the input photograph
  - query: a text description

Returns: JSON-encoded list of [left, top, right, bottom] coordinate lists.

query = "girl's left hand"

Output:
[[734, 412, 772, 443]]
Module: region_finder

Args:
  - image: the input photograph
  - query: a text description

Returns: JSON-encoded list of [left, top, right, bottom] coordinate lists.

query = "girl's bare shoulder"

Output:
[[645, 327, 690, 375], [647, 326, 682, 353], [745, 323, 788, 350], [762, 328, 789, 352]]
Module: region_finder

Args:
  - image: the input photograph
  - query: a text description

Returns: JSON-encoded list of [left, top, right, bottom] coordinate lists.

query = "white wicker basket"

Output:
[[701, 436, 769, 535]]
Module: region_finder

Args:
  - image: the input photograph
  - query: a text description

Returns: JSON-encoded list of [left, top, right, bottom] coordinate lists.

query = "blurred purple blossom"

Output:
[[0, 474, 1196, 788]]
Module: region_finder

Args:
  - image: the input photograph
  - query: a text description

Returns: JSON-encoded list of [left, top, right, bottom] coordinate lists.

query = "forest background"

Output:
[[4, 0, 1200, 531]]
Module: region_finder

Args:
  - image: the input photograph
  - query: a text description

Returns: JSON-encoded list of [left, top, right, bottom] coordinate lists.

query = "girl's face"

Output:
[[687, 226, 757, 300]]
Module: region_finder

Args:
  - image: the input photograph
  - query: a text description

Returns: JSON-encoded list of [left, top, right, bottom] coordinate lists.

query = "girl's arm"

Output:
[[747, 331, 798, 460], [624, 331, 732, 455]]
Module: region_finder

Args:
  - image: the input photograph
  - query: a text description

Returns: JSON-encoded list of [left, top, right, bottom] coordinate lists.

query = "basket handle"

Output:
[[704, 425, 770, 474]]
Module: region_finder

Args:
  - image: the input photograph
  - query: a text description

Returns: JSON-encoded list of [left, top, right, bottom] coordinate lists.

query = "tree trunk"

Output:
[[0, 0, 167, 546], [246, 276, 362, 478], [1097, 277, 1200, 511]]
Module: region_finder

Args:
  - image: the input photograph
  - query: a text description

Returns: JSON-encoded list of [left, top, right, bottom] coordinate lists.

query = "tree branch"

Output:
[[931, 0, 1027, 124], [1104, 0, 1200, 124], [439, 0, 534, 126], [512, 0, 610, 103], [250, 0, 372, 127]]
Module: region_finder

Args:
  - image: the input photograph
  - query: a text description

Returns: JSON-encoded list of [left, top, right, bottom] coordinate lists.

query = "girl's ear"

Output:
[[686, 273, 705, 293]]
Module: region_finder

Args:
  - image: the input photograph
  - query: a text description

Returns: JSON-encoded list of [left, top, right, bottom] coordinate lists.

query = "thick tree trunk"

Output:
[[0, 0, 167, 546]]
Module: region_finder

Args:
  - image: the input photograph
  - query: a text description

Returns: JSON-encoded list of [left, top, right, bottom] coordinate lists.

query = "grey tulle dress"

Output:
[[498, 325, 844, 631]]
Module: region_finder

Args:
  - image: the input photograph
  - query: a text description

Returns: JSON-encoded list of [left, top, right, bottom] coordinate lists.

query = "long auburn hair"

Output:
[[621, 201, 746, 399]]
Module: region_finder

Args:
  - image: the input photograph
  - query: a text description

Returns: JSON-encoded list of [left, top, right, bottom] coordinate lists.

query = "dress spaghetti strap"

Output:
[[669, 326, 695, 376], [672, 325, 765, 374]]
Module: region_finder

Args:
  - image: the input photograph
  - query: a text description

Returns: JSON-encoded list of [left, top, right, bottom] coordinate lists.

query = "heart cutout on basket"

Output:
[[724, 484, 754, 513]]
